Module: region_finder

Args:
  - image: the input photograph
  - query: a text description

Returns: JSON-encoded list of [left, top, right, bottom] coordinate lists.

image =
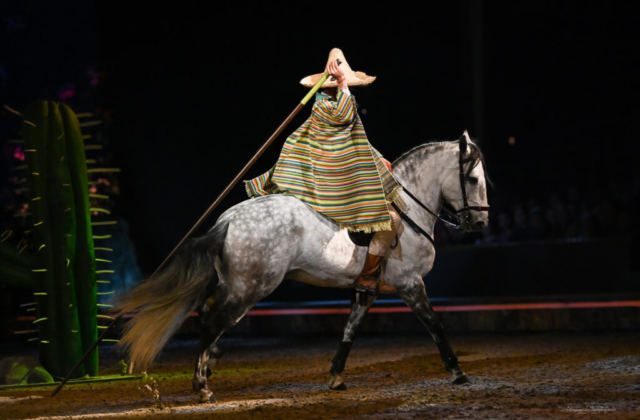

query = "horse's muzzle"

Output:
[[462, 211, 489, 232]]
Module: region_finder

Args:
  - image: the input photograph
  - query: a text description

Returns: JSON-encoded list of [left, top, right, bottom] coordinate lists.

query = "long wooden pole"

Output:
[[153, 67, 333, 276], [51, 66, 336, 398]]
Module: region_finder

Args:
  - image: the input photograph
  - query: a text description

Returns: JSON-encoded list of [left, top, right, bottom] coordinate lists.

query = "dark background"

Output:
[[1, 0, 638, 282]]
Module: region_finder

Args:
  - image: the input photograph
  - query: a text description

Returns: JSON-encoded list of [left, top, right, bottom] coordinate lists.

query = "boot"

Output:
[[354, 253, 397, 294]]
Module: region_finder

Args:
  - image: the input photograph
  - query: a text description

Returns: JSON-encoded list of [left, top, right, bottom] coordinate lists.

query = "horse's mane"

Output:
[[393, 140, 492, 187]]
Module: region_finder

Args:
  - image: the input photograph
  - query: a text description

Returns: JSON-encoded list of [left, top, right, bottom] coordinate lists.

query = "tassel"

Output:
[[386, 186, 409, 213], [244, 181, 256, 198]]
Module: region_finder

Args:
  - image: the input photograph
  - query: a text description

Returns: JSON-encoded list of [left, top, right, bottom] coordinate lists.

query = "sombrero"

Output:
[[300, 48, 376, 88]]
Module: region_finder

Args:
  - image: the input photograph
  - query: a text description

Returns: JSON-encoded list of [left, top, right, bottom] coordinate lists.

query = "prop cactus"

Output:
[[0, 101, 100, 378]]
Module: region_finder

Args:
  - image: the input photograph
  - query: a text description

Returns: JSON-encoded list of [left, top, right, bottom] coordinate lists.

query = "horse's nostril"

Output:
[[476, 221, 486, 228]]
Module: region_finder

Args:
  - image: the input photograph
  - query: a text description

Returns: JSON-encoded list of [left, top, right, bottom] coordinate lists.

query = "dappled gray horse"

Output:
[[115, 132, 490, 403]]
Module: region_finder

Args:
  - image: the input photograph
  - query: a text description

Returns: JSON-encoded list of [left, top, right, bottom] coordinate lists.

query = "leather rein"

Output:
[[392, 145, 490, 245]]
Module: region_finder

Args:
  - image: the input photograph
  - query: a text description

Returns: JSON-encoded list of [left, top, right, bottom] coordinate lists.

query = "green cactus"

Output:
[[0, 101, 99, 378]]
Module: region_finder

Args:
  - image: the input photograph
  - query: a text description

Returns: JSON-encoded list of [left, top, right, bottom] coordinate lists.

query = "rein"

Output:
[[393, 142, 490, 244], [392, 201, 435, 244], [400, 187, 462, 229]]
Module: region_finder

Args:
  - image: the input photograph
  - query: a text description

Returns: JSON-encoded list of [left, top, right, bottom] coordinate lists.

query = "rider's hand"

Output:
[[327, 60, 348, 90], [327, 60, 344, 79], [381, 157, 393, 173]]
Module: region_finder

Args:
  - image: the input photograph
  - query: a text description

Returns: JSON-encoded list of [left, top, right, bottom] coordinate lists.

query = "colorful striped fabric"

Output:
[[245, 89, 404, 233]]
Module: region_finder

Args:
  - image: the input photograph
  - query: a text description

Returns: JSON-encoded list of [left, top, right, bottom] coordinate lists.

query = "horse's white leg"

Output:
[[397, 277, 470, 385], [328, 292, 376, 390]]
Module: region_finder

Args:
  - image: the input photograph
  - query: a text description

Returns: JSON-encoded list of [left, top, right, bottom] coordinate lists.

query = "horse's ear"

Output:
[[459, 130, 470, 157]]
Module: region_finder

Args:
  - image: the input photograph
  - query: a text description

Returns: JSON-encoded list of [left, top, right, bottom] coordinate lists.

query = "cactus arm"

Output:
[[11, 101, 99, 379], [47, 102, 85, 377], [22, 102, 86, 378], [23, 101, 56, 373], [60, 103, 98, 376]]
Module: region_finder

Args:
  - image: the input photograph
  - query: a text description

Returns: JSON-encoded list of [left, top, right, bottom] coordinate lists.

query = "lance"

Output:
[[51, 60, 341, 398]]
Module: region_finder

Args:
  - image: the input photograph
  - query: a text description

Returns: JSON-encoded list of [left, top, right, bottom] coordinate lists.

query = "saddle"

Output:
[[348, 230, 398, 250], [348, 230, 374, 247]]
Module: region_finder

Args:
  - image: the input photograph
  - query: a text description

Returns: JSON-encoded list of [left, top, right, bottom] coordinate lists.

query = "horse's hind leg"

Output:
[[398, 277, 469, 385], [202, 344, 222, 379], [329, 292, 376, 390], [193, 316, 233, 403], [197, 303, 223, 377], [193, 266, 287, 403], [206, 344, 223, 375], [192, 296, 251, 403]]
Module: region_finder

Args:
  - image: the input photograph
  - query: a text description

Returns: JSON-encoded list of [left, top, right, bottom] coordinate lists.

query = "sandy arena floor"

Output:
[[1, 332, 639, 419]]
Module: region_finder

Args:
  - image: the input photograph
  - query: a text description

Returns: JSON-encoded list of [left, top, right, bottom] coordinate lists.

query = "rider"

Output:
[[245, 48, 406, 294]]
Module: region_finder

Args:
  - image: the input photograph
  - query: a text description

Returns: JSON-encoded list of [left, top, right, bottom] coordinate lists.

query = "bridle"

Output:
[[453, 142, 490, 223], [392, 138, 490, 244]]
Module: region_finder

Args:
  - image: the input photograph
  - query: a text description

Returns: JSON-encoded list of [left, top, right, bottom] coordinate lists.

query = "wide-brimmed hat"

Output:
[[300, 48, 376, 88]]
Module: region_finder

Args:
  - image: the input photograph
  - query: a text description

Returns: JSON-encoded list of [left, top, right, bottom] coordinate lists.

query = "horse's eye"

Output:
[[468, 177, 478, 185]]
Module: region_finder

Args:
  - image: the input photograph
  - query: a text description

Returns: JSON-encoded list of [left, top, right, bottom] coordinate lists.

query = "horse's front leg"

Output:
[[397, 278, 469, 384], [329, 292, 376, 390]]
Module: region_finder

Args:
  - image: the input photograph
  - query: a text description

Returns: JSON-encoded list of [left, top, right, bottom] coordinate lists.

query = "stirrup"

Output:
[[354, 267, 381, 306], [355, 289, 371, 306]]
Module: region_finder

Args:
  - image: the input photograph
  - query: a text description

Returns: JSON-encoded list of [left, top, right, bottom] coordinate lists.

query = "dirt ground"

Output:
[[1, 332, 640, 419]]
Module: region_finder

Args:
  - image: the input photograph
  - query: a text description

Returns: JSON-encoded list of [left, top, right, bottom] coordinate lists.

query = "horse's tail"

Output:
[[114, 219, 229, 371]]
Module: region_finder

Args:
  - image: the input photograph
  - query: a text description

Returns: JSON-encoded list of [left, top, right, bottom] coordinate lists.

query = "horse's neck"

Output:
[[393, 147, 452, 235]]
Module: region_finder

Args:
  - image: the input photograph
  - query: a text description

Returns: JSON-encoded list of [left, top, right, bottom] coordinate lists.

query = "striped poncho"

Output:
[[245, 89, 404, 233]]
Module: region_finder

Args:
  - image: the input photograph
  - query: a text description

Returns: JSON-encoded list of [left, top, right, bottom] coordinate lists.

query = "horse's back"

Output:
[[215, 194, 363, 288], [217, 194, 319, 232]]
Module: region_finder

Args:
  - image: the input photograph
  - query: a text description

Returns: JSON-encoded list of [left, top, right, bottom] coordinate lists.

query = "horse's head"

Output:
[[441, 131, 490, 232]]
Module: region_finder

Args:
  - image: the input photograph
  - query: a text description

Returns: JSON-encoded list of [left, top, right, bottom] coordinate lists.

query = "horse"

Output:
[[114, 131, 490, 403]]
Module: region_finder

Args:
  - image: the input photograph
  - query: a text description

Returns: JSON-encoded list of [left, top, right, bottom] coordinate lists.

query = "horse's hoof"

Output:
[[329, 375, 347, 391], [332, 382, 347, 391], [198, 389, 215, 404], [452, 372, 470, 385]]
